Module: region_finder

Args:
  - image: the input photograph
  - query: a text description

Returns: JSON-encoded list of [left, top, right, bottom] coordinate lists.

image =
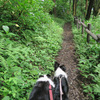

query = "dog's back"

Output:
[[54, 62, 69, 100], [29, 81, 50, 100], [54, 75, 68, 100], [29, 75, 55, 100]]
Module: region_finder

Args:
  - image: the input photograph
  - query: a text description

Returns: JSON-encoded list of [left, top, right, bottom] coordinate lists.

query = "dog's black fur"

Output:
[[29, 75, 54, 100], [29, 62, 69, 100], [54, 62, 69, 100]]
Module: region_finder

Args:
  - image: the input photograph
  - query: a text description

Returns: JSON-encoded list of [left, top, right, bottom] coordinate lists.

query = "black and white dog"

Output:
[[29, 75, 55, 100], [54, 62, 69, 100]]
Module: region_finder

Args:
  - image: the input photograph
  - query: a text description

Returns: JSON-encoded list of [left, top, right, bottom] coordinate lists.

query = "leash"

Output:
[[59, 76, 63, 100], [49, 84, 53, 100]]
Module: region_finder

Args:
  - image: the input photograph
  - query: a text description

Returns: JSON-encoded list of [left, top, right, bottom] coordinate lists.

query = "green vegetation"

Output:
[[55, 0, 73, 22], [0, 0, 100, 100], [85, 16, 100, 35], [72, 16, 100, 100], [0, 0, 65, 99]]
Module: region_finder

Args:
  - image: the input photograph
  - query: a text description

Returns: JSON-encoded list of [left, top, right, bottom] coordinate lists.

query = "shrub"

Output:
[[72, 16, 100, 100], [0, 0, 64, 99]]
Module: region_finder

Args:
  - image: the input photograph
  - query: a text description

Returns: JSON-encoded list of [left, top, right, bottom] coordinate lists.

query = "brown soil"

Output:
[[55, 23, 86, 100]]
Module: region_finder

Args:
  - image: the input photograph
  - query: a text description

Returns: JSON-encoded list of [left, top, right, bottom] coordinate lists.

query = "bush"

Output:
[[0, 0, 64, 99]]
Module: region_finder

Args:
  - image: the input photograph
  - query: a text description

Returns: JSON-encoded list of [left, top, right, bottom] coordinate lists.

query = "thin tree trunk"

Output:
[[73, 0, 76, 16], [85, 0, 94, 20]]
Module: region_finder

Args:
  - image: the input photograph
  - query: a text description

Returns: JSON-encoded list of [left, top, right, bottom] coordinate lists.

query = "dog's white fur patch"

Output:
[[37, 75, 55, 87], [54, 67, 68, 79]]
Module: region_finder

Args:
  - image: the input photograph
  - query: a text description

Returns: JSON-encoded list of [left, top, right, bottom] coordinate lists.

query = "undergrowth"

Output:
[[72, 16, 100, 100], [0, 0, 65, 100]]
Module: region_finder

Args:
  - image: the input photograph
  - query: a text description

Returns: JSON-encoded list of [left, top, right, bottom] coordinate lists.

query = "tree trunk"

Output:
[[73, 0, 76, 16], [85, 0, 88, 16], [85, 0, 94, 20]]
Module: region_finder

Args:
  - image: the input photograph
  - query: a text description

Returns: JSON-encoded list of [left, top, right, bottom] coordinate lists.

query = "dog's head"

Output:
[[54, 61, 68, 87], [54, 62, 66, 72], [37, 75, 55, 88]]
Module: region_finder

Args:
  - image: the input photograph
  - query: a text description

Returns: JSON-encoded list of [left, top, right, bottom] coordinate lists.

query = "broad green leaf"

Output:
[[83, 89, 88, 93], [2, 25, 9, 34], [7, 32, 16, 37]]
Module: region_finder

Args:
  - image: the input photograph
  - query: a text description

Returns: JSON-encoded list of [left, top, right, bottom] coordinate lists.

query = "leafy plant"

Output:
[[72, 17, 100, 100], [0, 0, 64, 99]]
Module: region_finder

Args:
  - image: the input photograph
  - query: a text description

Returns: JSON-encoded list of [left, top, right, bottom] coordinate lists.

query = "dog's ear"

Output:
[[60, 65, 66, 71], [54, 61, 60, 70], [47, 74, 51, 78]]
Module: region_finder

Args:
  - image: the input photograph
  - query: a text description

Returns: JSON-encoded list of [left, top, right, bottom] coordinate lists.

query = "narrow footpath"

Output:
[[55, 23, 85, 100]]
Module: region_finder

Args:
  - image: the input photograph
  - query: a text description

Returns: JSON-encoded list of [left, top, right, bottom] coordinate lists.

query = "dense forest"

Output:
[[0, 0, 100, 100]]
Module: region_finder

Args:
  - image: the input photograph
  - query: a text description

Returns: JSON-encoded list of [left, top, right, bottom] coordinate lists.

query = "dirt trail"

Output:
[[55, 23, 85, 100]]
